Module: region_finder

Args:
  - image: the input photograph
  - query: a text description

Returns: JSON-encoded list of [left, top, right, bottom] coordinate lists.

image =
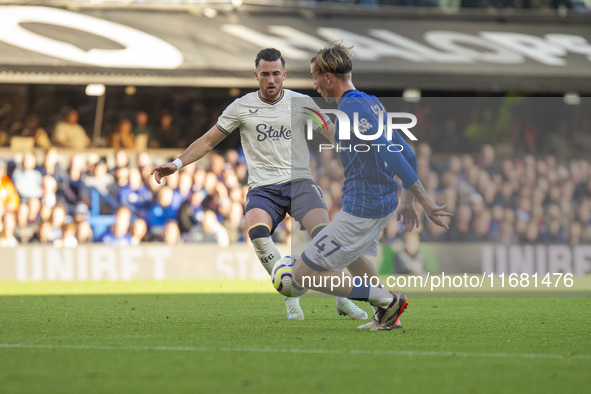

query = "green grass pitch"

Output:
[[1, 280, 590, 394]]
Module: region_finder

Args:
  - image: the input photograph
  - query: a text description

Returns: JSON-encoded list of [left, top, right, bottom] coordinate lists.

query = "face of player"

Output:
[[310, 62, 333, 102], [254, 59, 286, 101]]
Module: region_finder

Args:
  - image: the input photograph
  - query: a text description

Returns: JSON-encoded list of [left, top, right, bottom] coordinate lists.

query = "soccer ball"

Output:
[[271, 256, 307, 298]]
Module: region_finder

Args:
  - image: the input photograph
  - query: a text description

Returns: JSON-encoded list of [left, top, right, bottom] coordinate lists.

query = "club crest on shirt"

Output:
[[256, 124, 291, 141]]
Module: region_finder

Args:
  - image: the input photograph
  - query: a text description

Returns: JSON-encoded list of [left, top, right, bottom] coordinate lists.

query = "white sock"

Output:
[[368, 287, 394, 308], [251, 236, 281, 274], [371, 304, 379, 319], [335, 296, 347, 303]]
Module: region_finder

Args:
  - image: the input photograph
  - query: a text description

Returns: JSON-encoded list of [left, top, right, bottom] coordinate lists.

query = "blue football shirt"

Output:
[[336, 90, 418, 218]]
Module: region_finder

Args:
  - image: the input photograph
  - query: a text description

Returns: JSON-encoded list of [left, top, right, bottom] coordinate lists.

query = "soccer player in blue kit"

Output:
[[292, 41, 452, 330], [152, 48, 371, 321]]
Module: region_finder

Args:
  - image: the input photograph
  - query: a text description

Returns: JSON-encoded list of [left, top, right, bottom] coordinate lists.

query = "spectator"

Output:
[[480, 144, 499, 175], [472, 210, 494, 242], [192, 166, 207, 191], [130, 217, 148, 245], [2, 106, 591, 247], [110, 118, 135, 150], [540, 214, 567, 243], [584, 226, 591, 244], [171, 172, 193, 210], [219, 199, 244, 243], [73, 202, 90, 224], [448, 204, 473, 241], [113, 149, 130, 173], [136, 151, 152, 174], [189, 210, 229, 247], [76, 221, 94, 244], [20, 113, 51, 149], [33, 221, 53, 244], [0, 159, 20, 213], [52, 107, 91, 149], [177, 189, 206, 234], [145, 186, 178, 239], [489, 204, 504, 239], [40, 175, 64, 208], [132, 110, 153, 150], [272, 216, 291, 245], [113, 166, 130, 199], [162, 220, 181, 246], [577, 199, 591, 228], [83, 157, 115, 213], [38, 147, 66, 179], [164, 170, 180, 203], [14, 203, 36, 243], [153, 110, 182, 148], [27, 197, 41, 225], [118, 167, 153, 216], [101, 206, 133, 246], [209, 153, 225, 179], [54, 222, 78, 248], [522, 221, 540, 244], [0, 212, 18, 247], [12, 152, 43, 202], [498, 221, 516, 245], [49, 204, 67, 242], [569, 222, 582, 246], [62, 153, 86, 209]]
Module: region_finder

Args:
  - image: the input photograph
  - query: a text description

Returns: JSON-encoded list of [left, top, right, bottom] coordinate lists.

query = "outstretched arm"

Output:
[[151, 125, 228, 184], [396, 188, 419, 231], [407, 181, 452, 229], [376, 135, 451, 230], [392, 132, 419, 230]]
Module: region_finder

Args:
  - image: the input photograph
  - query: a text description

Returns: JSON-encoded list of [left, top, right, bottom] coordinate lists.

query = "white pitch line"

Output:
[[1, 343, 590, 361]]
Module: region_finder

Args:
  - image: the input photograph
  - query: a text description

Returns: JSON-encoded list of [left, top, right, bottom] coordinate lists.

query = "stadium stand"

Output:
[[0, 1, 590, 248], [1, 99, 591, 246]]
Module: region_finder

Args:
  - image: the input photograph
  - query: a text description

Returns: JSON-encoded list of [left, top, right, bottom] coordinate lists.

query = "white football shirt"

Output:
[[216, 89, 329, 188]]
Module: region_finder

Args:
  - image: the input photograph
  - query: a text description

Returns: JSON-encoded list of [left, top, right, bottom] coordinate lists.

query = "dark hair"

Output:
[[255, 48, 285, 69]]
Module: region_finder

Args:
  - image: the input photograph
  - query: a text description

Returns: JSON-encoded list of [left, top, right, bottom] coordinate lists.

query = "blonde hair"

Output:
[[311, 41, 353, 77]]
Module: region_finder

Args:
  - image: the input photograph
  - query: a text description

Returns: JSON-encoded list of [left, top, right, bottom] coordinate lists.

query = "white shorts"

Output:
[[301, 210, 393, 272]]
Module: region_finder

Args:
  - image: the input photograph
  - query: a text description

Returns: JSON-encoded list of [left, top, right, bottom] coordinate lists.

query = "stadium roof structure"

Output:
[[1, 5, 591, 93]]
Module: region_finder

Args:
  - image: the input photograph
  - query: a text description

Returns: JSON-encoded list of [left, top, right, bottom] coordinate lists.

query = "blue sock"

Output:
[[349, 283, 371, 301]]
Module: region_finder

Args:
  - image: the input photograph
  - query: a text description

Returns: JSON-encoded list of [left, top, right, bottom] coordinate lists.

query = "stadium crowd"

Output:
[[1, 117, 591, 247], [1, 96, 591, 247]]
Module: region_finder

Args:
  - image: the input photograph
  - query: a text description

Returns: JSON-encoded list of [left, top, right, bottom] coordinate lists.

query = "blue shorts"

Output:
[[245, 179, 328, 233]]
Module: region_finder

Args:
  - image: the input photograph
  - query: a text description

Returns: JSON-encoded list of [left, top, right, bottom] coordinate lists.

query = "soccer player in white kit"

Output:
[[152, 48, 370, 321]]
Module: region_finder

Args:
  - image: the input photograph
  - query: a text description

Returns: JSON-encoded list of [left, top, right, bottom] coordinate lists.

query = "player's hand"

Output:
[[396, 201, 419, 232], [417, 196, 453, 230], [151, 163, 177, 184]]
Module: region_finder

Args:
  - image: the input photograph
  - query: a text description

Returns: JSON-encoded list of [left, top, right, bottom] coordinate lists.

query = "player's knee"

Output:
[[248, 224, 271, 241]]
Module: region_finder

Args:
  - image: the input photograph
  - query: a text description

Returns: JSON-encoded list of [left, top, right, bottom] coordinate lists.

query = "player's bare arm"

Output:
[[151, 125, 228, 184], [396, 188, 419, 232], [319, 122, 336, 145], [407, 180, 452, 229]]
